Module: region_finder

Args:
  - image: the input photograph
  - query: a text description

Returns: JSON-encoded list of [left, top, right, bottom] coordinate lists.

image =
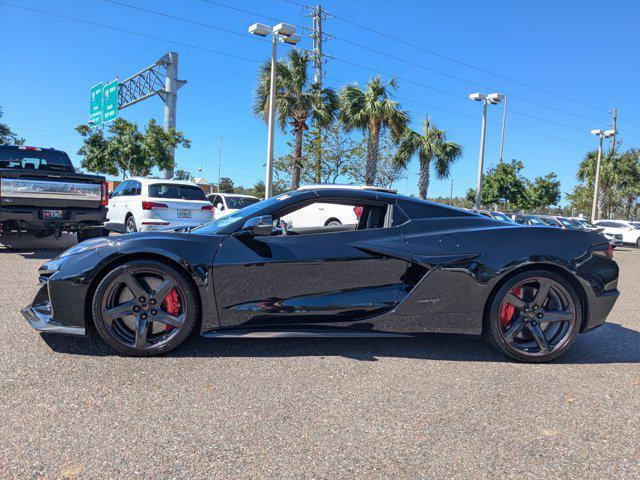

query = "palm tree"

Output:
[[339, 77, 409, 185], [253, 50, 337, 190], [394, 117, 463, 199], [577, 150, 617, 219]]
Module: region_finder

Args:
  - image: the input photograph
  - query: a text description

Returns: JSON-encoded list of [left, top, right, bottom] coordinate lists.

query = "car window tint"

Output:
[[148, 184, 207, 200], [277, 200, 388, 234], [226, 197, 260, 209]]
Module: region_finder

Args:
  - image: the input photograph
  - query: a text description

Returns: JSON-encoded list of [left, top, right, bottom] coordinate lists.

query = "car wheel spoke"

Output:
[[528, 323, 551, 353], [123, 273, 148, 300], [153, 278, 176, 304], [103, 300, 136, 325], [505, 292, 527, 309], [154, 311, 184, 329], [504, 316, 526, 341], [540, 310, 573, 323], [532, 279, 552, 308], [134, 316, 149, 348]]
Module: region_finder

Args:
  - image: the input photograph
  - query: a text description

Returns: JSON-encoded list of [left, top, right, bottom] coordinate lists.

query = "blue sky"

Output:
[[1, 0, 639, 200]]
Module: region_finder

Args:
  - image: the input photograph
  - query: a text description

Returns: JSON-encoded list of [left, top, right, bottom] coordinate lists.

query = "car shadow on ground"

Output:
[[39, 321, 640, 364]]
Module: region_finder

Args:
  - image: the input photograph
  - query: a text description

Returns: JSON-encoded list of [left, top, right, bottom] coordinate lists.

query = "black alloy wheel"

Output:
[[485, 270, 581, 362], [92, 259, 198, 356]]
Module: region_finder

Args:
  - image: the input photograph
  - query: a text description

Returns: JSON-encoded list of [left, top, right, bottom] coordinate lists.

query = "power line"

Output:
[[0, 1, 262, 64], [201, 0, 308, 34], [323, 8, 611, 115]]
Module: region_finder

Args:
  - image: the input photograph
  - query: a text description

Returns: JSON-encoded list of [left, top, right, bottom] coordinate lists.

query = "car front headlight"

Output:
[[59, 237, 120, 258]]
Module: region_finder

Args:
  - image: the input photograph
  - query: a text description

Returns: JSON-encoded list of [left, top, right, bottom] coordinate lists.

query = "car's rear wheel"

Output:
[[484, 270, 581, 362], [92, 259, 198, 356], [325, 218, 342, 227], [125, 215, 137, 233]]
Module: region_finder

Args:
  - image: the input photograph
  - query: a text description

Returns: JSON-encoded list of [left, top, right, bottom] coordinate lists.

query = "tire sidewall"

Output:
[[486, 270, 582, 363], [125, 215, 137, 233], [92, 259, 198, 356]]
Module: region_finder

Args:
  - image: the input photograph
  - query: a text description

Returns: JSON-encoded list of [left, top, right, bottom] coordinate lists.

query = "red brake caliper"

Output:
[[500, 287, 522, 326], [161, 288, 181, 332]]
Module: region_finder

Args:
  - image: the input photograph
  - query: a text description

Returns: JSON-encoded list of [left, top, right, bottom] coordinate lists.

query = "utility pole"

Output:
[[611, 108, 618, 154], [310, 5, 327, 183], [217, 136, 222, 193], [450, 179, 454, 205], [160, 52, 180, 179], [590, 128, 616, 221], [498, 96, 507, 163]]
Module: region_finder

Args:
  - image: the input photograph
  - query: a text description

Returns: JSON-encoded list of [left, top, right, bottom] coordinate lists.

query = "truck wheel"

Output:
[[125, 215, 137, 234], [32, 229, 54, 238]]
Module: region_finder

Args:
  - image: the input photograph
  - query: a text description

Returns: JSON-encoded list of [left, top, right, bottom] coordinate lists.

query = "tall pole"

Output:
[[475, 99, 488, 210], [498, 96, 507, 163], [450, 178, 454, 205], [265, 34, 278, 199], [162, 52, 179, 179], [611, 108, 617, 154], [591, 133, 604, 221], [217, 136, 222, 193], [312, 5, 324, 183]]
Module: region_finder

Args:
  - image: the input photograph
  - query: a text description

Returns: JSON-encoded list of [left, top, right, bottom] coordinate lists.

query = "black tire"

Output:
[[636, 238, 640, 248], [92, 259, 199, 356], [125, 214, 137, 233], [483, 270, 581, 363], [77, 227, 109, 243], [325, 218, 342, 227]]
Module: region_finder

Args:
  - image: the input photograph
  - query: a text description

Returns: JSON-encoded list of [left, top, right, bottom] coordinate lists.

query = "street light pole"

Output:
[[265, 33, 278, 199], [475, 98, 488, 210], [469, 92, 503, 210], [217, 136, 222, 193], [249, 22, 300, 199], [590, 128, 615, 221], [591, 132, 603, 222], [498, 95, 507, 164]]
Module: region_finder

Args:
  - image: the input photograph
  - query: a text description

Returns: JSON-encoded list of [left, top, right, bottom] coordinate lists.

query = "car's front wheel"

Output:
[[484, 270, 581, 362], [92, 259, 198, 356]]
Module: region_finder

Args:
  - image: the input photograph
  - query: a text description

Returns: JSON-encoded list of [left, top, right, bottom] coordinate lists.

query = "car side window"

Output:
[[130, 181, 141, 196], [110, 181, 127, 198], [213, 196, 224, 209], [275, 200, 388, 235]]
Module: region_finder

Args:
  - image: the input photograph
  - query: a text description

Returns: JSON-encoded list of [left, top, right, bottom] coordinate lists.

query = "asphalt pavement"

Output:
[[0, 235, 638, 479]]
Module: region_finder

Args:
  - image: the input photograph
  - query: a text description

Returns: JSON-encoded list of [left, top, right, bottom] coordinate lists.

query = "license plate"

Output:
[[177, 209, 191, 218], [42, 209, 63, 219]]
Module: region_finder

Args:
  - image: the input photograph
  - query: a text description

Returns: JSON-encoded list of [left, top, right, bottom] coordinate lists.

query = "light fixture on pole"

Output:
[[590, 128, 616, 221], [469, 92, 504, 209], [249, 21, 300, 199]]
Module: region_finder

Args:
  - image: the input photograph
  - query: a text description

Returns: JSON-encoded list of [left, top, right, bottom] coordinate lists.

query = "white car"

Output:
[[593, 219, 640, 247], [105, 177, 214, 233], [207, 193, 261, 219], [281, 202, 359, 228]]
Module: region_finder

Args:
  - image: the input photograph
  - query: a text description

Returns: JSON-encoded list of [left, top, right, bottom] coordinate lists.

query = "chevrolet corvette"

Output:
[[22, 186, 620, 362]]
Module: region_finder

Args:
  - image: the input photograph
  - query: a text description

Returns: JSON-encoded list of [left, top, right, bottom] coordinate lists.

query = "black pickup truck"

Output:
[[0, 145, 109, 242]]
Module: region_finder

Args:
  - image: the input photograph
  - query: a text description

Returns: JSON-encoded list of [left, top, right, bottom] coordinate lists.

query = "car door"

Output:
[[212, 199, 411, 330], [105, 180, 129, 231]]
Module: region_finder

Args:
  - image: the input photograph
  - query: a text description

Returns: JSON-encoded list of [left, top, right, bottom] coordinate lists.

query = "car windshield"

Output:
[[527, 216, 545, 225], [225, 196, 260, 209], [492, 212, 512, 222], [578, 219, 595, 228], [192, 193, 291, 233], [148, 184, 207, 200], [0, 147, 75, 172], [558, 218, 576, 228]]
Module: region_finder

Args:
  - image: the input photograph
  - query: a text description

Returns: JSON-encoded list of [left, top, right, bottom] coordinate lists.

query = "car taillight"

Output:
[[201, 205, 215, 212], [592, 244, 613, 259], [101, 181, 109, 206], [142, 201, 168, 210], [353, 206, 363, 219]]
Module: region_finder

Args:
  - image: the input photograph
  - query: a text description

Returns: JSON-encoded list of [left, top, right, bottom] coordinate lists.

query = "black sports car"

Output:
[[22, 186, 620, 362]]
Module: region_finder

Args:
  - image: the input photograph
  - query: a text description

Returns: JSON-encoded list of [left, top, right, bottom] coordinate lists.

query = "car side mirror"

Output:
[[242, 215, 273, 236]]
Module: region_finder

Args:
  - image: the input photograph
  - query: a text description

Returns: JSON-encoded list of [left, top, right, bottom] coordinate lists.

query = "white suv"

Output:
[[105, 178, 213, 233], [206, 193, 260, 219], [593, 219, 640, 247]]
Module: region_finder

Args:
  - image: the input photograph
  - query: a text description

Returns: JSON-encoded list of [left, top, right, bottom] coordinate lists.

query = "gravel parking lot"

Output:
[[0, 236, 638, 479]]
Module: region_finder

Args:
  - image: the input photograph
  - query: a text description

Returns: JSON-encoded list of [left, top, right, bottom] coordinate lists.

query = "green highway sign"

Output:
[[102, 79, 119, 123], [89, 82, 103, 125]]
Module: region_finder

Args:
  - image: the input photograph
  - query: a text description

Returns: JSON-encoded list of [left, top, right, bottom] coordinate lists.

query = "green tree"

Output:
[[253, 49, 337, 190], [346, 129, 406, 188], [0, 107, 25, 145], [616, 149, 640, 218], [174, 168, 193, 181], [526, 173, 561, 212], [467, 160, 528, 209], [393, 116, 462, 199], [576, 149, 618, 219], [76, 118, 190, 178], [218, 177, 235, 193], [339, 76, 409, 185]]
